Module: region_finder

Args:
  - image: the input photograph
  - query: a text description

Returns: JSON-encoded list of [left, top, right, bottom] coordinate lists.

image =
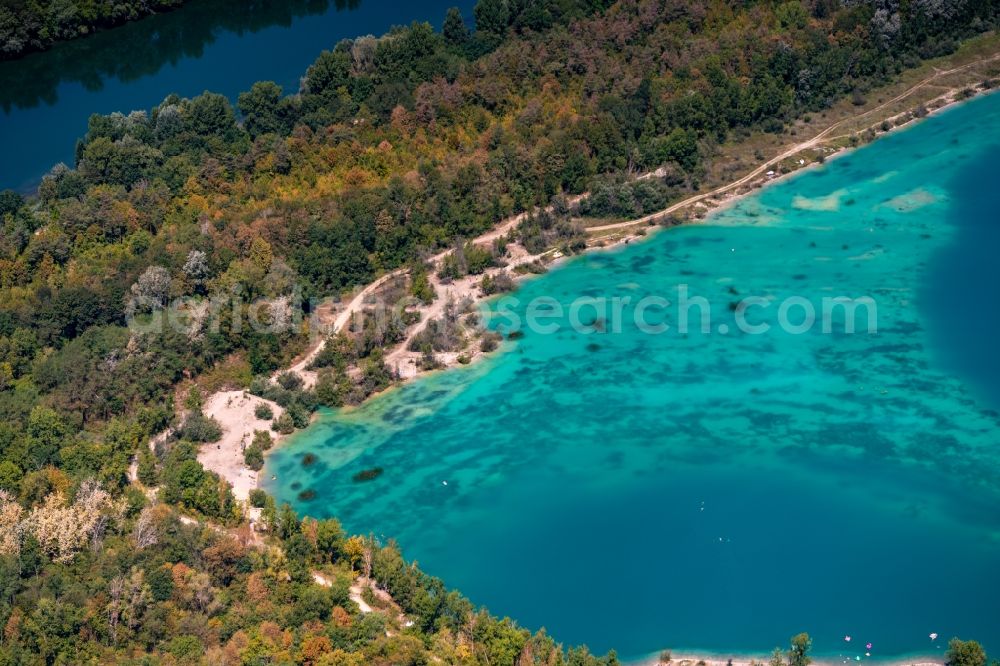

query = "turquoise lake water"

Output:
[[0, 0, 473, 192], [265, 93, 1000, 660]]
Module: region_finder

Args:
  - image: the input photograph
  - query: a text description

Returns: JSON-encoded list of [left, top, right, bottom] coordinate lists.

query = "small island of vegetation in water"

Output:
[[352, 467, 385, 482]]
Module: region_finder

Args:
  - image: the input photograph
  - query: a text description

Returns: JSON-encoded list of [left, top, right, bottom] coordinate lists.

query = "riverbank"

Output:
[[0, 1, 192, 63], [194, 62, 1000, 504]]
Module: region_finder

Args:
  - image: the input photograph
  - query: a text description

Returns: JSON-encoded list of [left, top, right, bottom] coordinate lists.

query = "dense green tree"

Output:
[[0, 189, 23, 216], [443, 6, 470, 46], [158, 441, 234, 520], [238, 81, 288, 137], [26, 405, 67, 470], [0, 459, 21, 491], [178, 413, 222, 443], [315, 517, 345, 562], [788, 632, 812, 666], [137, 447, 158, 486], [243, 443, 264, 471], [315, 367, 349, 407], [303, 49, 352, 97], [78, 136, 161, 188], [475, 0, 510, 35], [184, 91, 237, 138], [947, 639, 988, 666]]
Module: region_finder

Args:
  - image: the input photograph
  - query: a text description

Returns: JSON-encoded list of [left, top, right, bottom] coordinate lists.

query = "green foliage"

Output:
[[777, 1, 809, 30], [238, 81, 291, 137], [158, 441, 235, 521], [646, 128, 700, 172], [517, 209, 585, 255], [410, 269, 436, 304], [303, 49, 352, 97], [581, 175, 677, 219], [137, 447, 158, 486], [788, 632, 812, 666], [167, 635, 204, 660], [253, 402, 274, 420], [315, 367, 350, 408], [439, 241, 496, 280], [248, 487, 268, 508], [947, 639, 988, 666], [252, 429, 273, 451], [0, 459, 22, 491], [184, 386, 203, 412], [480, 270, 515, 295], [276, 371, 303, 391], [286, 402, 311, 429], [308, 334, 355, 371], [243, 443, 264, 471], [177, 413, 223, 443], [315, 517, 345, 561], [184, 91, 237, 138], [443, 6, 470, 46], [272, 412, 295, 435], [146, 565, 174, 602], [475, 0, 510, 35], [79, 135, 162, 188], [0, 189, 24, 215]]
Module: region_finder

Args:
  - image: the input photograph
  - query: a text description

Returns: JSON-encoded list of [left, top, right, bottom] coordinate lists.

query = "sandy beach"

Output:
[[197, 390, 285, 501], [627, 653, 945, 666]]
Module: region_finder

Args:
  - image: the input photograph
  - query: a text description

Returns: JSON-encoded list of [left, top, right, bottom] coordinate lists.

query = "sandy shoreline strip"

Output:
[[626, 653, 945, 666]]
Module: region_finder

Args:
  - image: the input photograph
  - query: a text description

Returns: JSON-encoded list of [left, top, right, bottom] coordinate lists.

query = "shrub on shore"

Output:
[[272, 413, 295, 435], [480, 331, 503, 353], [252, 430, 273, 450], [244, 443, 264, 471], [248, 488, 268, 507], [481, 271, 515, 295], [178, 413, 223, 443]]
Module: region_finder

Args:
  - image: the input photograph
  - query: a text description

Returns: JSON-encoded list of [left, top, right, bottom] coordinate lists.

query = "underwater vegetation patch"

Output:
[[298, 489, 317, 501], [302, 453, 317, 467], [353, 467, 384, 482]]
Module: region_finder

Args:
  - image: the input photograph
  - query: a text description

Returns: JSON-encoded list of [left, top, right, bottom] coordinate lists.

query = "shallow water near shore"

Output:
[[266, 93, 1000, 659]]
